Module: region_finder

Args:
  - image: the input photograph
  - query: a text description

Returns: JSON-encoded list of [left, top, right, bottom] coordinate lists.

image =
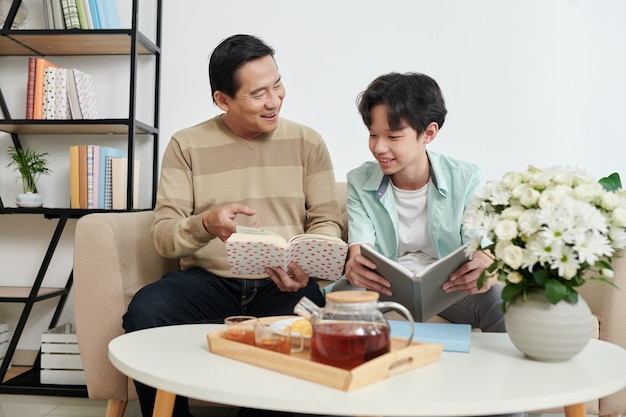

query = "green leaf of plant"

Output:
[[598, 172, 622, 191], [544, 279, 568, 304], [533, 268, 550, 286], [502, 284, 522, 303]]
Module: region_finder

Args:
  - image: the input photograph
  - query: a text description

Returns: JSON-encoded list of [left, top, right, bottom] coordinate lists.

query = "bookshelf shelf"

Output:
[[0, 119, 158, 135], [0, 0, 162, 396], [0, 30, 160, 56]]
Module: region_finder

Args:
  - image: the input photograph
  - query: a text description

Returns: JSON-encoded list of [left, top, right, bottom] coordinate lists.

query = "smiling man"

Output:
[[122, 34, 343, 417]]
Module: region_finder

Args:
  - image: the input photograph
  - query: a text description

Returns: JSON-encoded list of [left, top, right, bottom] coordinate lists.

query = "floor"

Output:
[[0, 394, 240, 417], [0, 370, 591, 417], [0, 395, 586, 417]]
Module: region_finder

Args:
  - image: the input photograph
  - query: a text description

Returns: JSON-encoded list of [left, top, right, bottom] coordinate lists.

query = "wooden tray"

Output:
[[207, 316, 443, 391]]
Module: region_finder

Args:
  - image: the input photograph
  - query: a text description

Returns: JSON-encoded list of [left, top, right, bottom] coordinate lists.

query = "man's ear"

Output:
[[422, 122, 439, 145], [214, 91, 229, 112]]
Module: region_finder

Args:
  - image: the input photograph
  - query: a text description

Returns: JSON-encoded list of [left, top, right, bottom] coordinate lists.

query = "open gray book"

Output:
[[360, 244, 470, 322]]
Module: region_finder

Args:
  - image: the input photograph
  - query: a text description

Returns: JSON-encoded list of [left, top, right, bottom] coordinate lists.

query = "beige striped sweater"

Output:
[[151, 115, 343, 278]]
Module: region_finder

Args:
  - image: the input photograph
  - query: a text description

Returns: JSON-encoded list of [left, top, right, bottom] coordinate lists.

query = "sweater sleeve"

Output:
[[151, 137, 216, 259]]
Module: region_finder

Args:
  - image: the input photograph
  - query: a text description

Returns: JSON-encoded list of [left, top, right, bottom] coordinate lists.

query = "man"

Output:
[[123, 34, 343, 417]]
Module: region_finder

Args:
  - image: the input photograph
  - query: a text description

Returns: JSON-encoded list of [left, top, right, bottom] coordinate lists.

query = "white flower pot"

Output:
[[504, 289, 593, 362], [16, 192, 43, 208]]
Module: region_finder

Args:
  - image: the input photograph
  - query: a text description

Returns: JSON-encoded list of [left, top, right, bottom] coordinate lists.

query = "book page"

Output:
[[226, 229, 348, 280], [287, 238, 348, 281], [225, 231, 288, 276], [289, 233, 346, 245]]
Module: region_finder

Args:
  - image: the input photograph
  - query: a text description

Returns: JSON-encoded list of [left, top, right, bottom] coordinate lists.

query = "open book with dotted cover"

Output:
[[360, 244, 470, 322], [226, 226, 348, 281]]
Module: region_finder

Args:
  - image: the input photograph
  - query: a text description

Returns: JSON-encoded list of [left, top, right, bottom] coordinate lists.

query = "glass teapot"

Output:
[[294, 290, 414, 369]]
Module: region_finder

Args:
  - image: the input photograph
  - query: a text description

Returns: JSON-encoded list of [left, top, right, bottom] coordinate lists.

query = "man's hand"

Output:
[[201, 204, 259, 242], [344, 245, 392, 296], [265, 262, 310, 292]]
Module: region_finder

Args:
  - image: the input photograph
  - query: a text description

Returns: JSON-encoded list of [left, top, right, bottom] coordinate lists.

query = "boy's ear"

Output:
[[422, 122, 439, 144]]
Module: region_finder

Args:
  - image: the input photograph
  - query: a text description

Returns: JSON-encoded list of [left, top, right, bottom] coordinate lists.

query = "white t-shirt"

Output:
[[392, 181, 438, 275]]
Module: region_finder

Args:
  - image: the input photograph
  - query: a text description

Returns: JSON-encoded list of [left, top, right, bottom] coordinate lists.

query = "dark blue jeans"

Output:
[[122, 268, 325, 417]]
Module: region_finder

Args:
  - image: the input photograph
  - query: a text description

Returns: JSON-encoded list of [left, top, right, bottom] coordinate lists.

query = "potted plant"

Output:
[[462, 166, 626, 361], [6, 145, 52, 207]]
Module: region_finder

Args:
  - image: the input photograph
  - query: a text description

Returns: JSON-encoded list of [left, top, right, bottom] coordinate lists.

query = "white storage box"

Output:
[[1, 321, 10, 367], [40, 323, 85, 385]]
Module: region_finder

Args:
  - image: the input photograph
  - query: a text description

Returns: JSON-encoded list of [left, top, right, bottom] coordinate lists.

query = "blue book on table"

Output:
[[389, 320, 471, 353]]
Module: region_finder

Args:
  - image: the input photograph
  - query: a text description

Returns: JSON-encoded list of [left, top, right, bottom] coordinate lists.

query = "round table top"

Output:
[[108, 323, 626, 416]]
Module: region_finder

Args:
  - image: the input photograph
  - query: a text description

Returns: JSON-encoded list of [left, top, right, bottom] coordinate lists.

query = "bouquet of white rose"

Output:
[[462, 165, 626, 310]]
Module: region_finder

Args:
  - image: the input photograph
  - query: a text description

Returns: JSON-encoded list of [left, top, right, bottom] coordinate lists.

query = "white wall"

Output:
[[1, 0, 625, 352]]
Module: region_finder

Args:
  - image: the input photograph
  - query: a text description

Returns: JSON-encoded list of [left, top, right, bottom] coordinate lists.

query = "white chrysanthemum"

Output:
[[526, 234, 564, 265], [572, 230, 613, 265], [517, 209, 541, 236], [574, 199, 609, 235], [488, 184, 513, 206], [473, 182, 495, 201], [495, 240, 524, 270], [552, 246, 580, 279]]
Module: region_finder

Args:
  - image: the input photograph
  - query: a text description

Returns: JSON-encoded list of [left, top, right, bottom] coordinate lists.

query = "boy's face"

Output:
[[367, 104, 431, 182], [215, 55, 286, 140]]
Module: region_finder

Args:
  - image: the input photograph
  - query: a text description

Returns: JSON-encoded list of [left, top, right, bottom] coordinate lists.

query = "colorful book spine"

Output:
[[50, 0, 66, 29], [92, 145, 100, 208], [61, 0, 81, 29], [33, 58, 58, 119], [69, 145, 80, 208], [78, 145, 88, 209], [25, 57, 36, 119], [43, 67, 56, 120], [87, 145, 94, 209], [73, 68, 99, 119], [75, 0, 89, 29], [95, 0, 120, 29], [104, 155, 113, 209], [54, 68, 71, 119], [82, 0, 94, 29], [98, 147, 124, 208], [88, 0, 100, 29]]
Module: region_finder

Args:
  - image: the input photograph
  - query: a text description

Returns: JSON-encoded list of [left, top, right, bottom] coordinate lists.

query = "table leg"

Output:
[[152, 389, 176, 417], [564, 403, 586, 417]]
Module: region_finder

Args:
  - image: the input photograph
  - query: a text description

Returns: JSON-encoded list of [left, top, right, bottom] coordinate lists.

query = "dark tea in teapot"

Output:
[[310, 321, 390, 369]]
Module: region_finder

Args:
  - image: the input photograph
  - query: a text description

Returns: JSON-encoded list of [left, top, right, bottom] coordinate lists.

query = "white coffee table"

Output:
[[108, 323, 626, 417]]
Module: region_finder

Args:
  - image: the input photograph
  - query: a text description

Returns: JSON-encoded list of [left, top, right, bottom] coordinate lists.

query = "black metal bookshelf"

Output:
[[0, 0, 162, 396]]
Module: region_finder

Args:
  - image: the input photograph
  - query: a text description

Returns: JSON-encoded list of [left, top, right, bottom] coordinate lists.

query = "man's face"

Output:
[[217, 55, 286, 140]]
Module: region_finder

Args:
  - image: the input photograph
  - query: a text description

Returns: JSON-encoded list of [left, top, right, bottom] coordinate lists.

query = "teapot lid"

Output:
[[326, 290, 379, 304]]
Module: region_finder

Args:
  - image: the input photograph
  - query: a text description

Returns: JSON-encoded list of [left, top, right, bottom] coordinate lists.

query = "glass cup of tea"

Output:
[[223, 315, 258, 345], [254, 323, 304, 355]]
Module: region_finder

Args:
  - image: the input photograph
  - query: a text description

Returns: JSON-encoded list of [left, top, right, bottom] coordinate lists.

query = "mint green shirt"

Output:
[[347, 150, 485, 261]]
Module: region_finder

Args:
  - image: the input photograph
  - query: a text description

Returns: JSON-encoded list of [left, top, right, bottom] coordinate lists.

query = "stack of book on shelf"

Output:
[[69, 145, 140, 210], [43, 0, 120, 30], [26, 57, 99, 120]]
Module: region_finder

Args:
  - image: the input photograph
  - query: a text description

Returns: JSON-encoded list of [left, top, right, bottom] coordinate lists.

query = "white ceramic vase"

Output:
[[504, 288, 593, 362]]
